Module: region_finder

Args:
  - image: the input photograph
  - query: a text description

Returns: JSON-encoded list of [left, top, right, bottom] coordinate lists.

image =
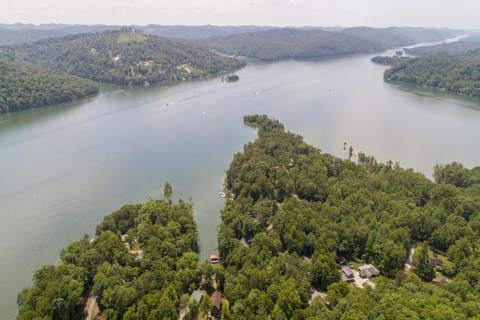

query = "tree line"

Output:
[[0, 60, 98, 114], [383, 50, 480, 98]]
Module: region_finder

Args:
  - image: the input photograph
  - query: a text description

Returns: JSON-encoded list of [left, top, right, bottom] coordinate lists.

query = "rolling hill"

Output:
[[1, 30, 246, 86], [206, 27, 459, 61]]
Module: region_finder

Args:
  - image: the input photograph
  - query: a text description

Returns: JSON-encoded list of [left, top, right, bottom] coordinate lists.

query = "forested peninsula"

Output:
[[383, 50, 480, 98], [18, 115, 480, 319], [1, 31, 246, 86], [17, 198, 217, 320], [0, 60, 99, 114], [217, 115, 480, 319]]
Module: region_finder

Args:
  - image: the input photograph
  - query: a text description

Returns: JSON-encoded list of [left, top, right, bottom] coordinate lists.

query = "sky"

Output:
[[1, 0, 479, 29]]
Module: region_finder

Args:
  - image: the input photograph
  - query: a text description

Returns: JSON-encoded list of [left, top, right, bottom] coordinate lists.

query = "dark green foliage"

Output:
[[224, 74, 239, 82], [1, 30, 246, 86], [219, 115, 480, 318], [0, 60, 98, 113], [164, 181, 173, 200], [384, 50, 480, 98], [18, 199, 201, 320], [413, 244, 435, 281], [371, 55, 411, 66], [17, 264, 87, 320]]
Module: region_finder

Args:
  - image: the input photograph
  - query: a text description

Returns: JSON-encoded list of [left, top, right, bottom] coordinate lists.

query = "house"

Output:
[[340, 266, 355, 282], [190, 290, 203, 304], [210, 254, 219, 264], [359, 264, 379, 279], [431, 257, 443, 271], [209, 290, 222, 319]]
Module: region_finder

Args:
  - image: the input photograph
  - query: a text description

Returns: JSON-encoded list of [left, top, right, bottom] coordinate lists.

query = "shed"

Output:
[[359, 264, 380, 278], [210, 290, 222, 319], [190, 290, 202, 304], [340, 266, 355, 282]]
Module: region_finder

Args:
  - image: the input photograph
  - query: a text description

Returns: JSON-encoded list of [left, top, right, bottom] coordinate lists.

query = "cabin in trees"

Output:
[[359, 264, 380, 279], [209, 290, 222, 319], [340, 266, 355, 282]]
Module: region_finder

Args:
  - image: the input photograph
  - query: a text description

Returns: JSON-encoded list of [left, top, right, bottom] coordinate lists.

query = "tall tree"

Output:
[[413, 243, 435, 281]]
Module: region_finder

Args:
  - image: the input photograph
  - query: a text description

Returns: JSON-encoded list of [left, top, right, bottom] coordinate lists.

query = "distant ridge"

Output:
[[1, 30, 246, 86]]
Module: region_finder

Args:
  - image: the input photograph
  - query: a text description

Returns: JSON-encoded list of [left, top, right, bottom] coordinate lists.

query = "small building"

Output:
[[190, 290, 203, 304], [210, 254, 219, 264], [431, 257, 443, 271], [210, 290, 222, 319], [340, 266, 355, 282], [359, 264, 380, 279]]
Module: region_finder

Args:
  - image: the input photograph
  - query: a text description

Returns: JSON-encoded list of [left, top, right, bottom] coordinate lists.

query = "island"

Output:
[[18, 115, 480, 319], [223, 74, 240, 83]]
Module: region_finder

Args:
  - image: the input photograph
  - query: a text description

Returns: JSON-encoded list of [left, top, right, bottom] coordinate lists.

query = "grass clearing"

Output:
[[118, 32, 147, 44]]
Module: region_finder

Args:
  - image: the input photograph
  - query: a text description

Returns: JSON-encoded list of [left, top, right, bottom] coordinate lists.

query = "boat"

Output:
[[218, 192, 226, 197]]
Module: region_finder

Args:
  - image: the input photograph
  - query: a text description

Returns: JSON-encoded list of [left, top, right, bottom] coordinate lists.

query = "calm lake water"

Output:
[[2, 51, 480, 318]]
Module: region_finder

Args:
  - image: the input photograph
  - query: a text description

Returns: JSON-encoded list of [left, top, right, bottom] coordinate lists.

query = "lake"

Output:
[[1, 52, 480, 318]]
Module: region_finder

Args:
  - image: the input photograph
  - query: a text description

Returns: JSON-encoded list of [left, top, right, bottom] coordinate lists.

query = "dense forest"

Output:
[[0, 60, 99, 113], [384, 50, 480, 98], [0, 30, 246, 86], [17, 197, 220, 320], [206, 27, 458, 61], [371, 55, 410, 66], [19, 115, 480, 319], [216, 115, 480, 319]]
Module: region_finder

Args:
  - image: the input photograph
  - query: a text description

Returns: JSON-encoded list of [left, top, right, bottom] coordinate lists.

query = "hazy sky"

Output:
[[1, 0, 479, 28]]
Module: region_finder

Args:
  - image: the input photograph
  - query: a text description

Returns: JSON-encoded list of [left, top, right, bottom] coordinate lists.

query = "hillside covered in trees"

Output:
[[1, 30, 246, 86], [206, 27, 458, 61], [0, 60, 99, 113], [216, 115, 480, 319], [384, 50, 480, 98], [341, 26, 458, 49], [17, 198, 218, 320]]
